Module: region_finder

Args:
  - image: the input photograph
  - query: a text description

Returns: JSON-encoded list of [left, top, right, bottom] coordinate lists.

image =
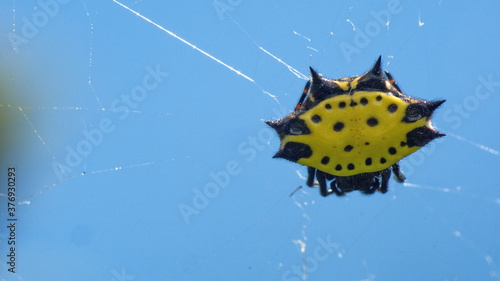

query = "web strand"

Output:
[[112, 0, 254, 84]]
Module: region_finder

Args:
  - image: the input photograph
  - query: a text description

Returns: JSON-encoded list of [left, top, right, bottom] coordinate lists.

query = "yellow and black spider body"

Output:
[[266, 57, 445, 197]]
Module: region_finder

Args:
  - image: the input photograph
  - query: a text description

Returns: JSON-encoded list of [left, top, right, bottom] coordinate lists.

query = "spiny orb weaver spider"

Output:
[[266, 57, 445, 197]]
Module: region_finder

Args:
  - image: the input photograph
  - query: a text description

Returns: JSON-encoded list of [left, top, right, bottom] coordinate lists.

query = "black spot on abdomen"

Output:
[[311, 115, 321, 123], [360, 97, 368, 106], [333, 122, 345, 132], [367, 117, 378, 127], [388, 147, 397, 155], [365, 157, 372, 166], [388, 103, 398, 113], [321, 156, 330, 165], [273, 142, 312, 162]]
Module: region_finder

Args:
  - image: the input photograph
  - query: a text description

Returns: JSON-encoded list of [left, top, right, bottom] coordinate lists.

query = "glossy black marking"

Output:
[[321, 156, 330, 165], [367, 117, 378, 127], [273, 142, 312, 162], [325, 103, 332, 110], [380, 157, 387, 164], [402, 100, 445, 123], [288, 119, 311, 135], [311, 115, 321, 123], [344, 145, 353, 152], [338, 101, 346, 109], [360, 97, 368, 106], [365, 158, 372, 166], [376, 95, 382, 101], [388, 147, 397, 155], [402, 103, 426, 123], [347, 163, 355, 170], [388, 103, 398, 113], [333, 122, 345, 132], [406, 127, 446, 147], [335, 164, 342, 171], [266, 117, 311, 137]]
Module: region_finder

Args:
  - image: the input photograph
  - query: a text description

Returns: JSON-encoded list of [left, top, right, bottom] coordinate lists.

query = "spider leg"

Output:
[[294, 80, 311, 111], [330, 180, 345, 196], [306, 167, 316, 187], [362, 178, 380, 194], [324, 173, 335, 181], [384, 70, 404, 94], [316, 170, 334, 197], [391, 162, 406, 182], [378, 169, 391, 193]]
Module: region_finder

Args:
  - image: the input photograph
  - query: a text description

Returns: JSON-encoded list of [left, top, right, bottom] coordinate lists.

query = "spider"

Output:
[[266, 57, 445, 197]]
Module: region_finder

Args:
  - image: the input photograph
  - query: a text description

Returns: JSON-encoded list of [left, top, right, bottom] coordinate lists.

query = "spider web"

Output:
[[0, 0, 499, 280]]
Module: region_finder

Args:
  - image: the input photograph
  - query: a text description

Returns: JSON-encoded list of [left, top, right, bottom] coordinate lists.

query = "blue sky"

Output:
[[0, 1, 499, 280]]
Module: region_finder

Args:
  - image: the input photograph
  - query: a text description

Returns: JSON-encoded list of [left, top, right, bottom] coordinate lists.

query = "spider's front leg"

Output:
[[329, 180, 345, 196], [306, 167, 316, 187], [378, 168, 391, 194], [361, 177, 380, 195], [391, 162, 406, 183], [315, 170, 338, 197], [294, 80, 311, 111]]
